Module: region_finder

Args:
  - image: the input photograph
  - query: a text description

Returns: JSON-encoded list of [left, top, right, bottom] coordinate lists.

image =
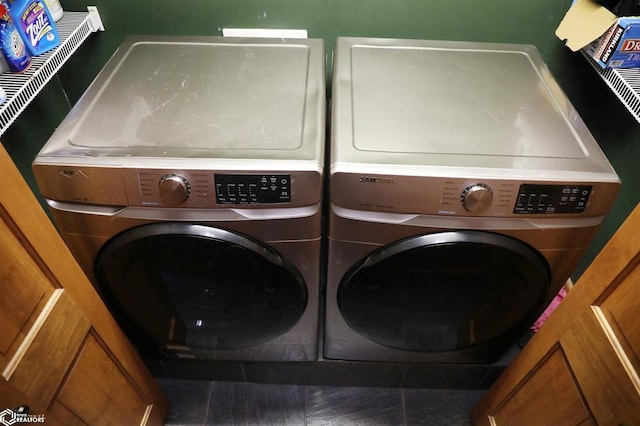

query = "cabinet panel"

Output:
[[560, 308, 640, 425], [0, 212, 54, 357], [6, 290, 90, 407], [472, 203, 640, 425], [56, 331, 151, 425], [491, 346, 593, 425], [1, 120, 167, 424], [599, 260, 640, 368]]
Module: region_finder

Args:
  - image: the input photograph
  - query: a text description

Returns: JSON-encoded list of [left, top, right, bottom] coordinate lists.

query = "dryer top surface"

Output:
[[38, 36, 326, 165], [331, 37, 617, 180]]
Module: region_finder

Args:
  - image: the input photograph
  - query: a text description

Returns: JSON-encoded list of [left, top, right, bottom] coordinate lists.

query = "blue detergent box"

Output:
[[557, 0, 640, 69], [585, 17, 640, 68]]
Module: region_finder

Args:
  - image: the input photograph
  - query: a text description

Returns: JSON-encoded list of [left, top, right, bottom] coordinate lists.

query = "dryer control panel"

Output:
[[215, 174, 291, 205], [132, 170, 296, 206], [33, 166, 320, 209], [330, 171, 620, 218], [121, 168, 319, 208], [513, 184, 592, 215]]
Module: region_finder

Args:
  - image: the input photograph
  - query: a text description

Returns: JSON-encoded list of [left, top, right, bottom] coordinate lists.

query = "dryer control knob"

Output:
[[461, 184, 493, 213], [159, 174, 191, 205]]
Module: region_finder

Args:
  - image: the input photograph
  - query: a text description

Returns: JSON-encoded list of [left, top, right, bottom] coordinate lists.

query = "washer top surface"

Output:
[[331, 37, 617, 180], [39, 36, 325, 165]]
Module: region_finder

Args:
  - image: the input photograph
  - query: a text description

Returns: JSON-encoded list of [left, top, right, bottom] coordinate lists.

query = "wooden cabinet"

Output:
[[0, 143, 168, 425], [471, 203, 640, 425]]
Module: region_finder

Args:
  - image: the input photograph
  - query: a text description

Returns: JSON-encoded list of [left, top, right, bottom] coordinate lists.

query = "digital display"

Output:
[[215, 174, 291, 205], [514, 184, 592, 214]]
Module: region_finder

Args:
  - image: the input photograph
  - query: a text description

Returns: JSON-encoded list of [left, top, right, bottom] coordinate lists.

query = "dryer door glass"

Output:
[[95, 223, 307, 352], [337, 231, 550, 354]]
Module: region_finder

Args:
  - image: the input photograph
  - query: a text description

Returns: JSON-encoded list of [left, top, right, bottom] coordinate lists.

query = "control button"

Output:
[[159, 174, 191, 205], [461, 183, 493, 213]]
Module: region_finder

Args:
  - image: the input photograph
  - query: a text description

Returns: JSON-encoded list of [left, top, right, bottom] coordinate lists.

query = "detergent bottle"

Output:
[[9, 0, 60, 55], [0, 1, 31, 72]]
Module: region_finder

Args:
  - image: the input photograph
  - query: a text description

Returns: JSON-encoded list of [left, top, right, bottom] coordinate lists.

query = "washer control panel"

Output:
[[215, 174, 291, 205], [513, 184, 592, 214], [127, 169, 312, 207]]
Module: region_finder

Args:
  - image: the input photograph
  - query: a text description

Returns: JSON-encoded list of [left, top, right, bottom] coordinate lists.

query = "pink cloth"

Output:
[[531, 287, 567, 332]]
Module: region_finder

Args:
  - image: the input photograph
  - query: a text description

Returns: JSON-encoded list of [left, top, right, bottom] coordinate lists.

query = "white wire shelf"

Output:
[[0, 7, 103, 136], [583, 51, 640, 123]]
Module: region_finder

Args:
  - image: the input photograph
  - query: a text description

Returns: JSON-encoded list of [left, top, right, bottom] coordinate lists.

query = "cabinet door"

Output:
[[489, 346, 594, 425], [0, 142, 168, 424], [471, 203, 640, 425], [50, 331, 154, 425]]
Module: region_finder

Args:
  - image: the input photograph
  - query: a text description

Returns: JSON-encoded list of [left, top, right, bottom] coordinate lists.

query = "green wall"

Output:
[[3, 0, 639, 279], [56, 0, 580, 98]]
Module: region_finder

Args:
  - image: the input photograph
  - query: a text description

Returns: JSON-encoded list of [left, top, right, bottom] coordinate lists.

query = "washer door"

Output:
[[338, 231, 550, 353], [95, 223, 307, 351]]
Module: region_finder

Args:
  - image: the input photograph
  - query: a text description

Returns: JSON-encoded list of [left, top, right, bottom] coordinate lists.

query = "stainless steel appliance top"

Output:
[[37, 36, 325, 168], [331, 37, 618, 182]]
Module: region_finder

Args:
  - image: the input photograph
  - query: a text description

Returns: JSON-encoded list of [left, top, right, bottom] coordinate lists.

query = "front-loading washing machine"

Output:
[[33, 36, 325, 362], [325, 37, 620, 363]]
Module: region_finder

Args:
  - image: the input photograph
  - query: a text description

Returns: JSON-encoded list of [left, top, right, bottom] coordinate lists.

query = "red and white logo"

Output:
[[621, 39, 640, 52]]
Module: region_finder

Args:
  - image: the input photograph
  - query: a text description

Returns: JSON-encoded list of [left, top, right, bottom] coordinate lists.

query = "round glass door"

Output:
[[338, 231, 550, 353], [95, 223, 307, 351]]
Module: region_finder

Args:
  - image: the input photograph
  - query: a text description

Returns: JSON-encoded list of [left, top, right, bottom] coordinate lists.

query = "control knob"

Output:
[[159, 174, 191, 205], [461, 183, 493, 213]]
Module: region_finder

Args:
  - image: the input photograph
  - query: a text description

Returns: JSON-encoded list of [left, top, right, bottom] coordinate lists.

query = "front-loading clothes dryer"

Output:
[[325, 37, 620, 364], [32, 36, 326, 362]]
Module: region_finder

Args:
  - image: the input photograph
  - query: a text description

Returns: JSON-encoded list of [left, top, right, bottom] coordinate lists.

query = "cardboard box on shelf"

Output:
[[556, 0, 640, 69]]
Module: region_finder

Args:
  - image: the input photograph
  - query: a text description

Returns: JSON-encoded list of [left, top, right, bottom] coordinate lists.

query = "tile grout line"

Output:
[[400, 388, 408, 426], [304, 385, 309, 426], [203, 380, 215, 424]]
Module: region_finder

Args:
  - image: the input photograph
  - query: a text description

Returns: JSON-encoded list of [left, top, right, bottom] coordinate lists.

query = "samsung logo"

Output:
[[360, 176, 397, 184], [59, 168, 90, 178]]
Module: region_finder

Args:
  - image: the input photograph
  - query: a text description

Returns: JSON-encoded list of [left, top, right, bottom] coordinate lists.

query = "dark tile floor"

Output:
[[158, 379, 485, 425]]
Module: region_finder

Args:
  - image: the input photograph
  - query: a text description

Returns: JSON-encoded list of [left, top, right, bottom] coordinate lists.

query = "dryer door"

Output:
[[337, 231, 550, 356], [95, 223, 307, 353]]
